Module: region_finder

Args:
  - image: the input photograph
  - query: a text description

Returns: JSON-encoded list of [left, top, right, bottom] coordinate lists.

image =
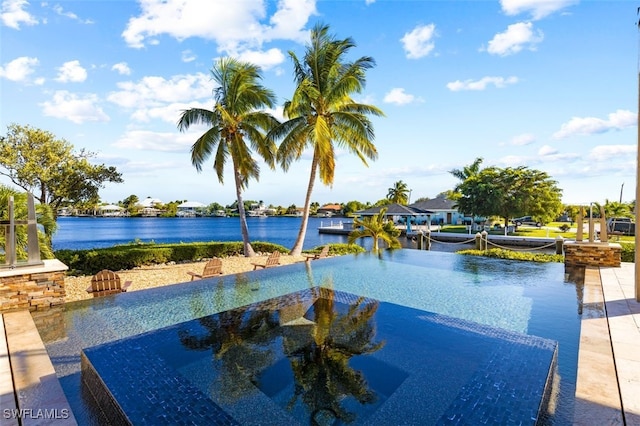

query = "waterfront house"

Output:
[[410, 196, 464, 225], [99, 204, 126, 217], [317, 204, 342, 217], [176, 201, 206, 217]]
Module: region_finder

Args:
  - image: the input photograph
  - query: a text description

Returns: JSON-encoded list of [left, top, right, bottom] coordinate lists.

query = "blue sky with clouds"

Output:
[[0, 0, 637, 207]]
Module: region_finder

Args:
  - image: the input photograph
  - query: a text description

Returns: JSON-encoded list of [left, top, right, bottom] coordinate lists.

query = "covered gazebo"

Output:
[[354, 203, 433, 234]]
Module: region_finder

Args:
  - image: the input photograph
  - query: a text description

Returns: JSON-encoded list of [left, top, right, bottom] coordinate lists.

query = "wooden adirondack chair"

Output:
[[303, 245, 330, 262], [187, 258, 223, 281], [252, 251, 281, 270], [86, 270, 132, 297]]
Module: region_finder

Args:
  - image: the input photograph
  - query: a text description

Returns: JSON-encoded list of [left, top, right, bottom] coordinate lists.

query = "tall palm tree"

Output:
[[271, 23, 384, 256], [178, 58, 279, 256], [348, 208, 401, 251], [387, 180, 410, 204]]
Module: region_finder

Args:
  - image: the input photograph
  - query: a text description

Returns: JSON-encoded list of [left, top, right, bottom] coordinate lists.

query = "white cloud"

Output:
[[1, 0, 38, 29], [510, 133, 535, 146], [401, 23, 436, 59], [0, 56, 39, 82], [234, 48, 286, 70], [55, 60, 87, 83], [383, 88, 422, 105], [588, 145, 636, 161], [447, 76, 518, 91], [108, 73, 212, 110], [112, 129, 196, 152], [538, 145, 557, 156], [112, 62, 131, 75], [500, 0, 578, 20], [263, 0, 315, 42], [553, 110, 636, 139], [181, 50, 196, 63], [499, 155, 530, 167], [133, 100, 211, 123], [121, 0, 315, 51], [51, 4, 93, 24], [484, 22, 543, 56], [40, 90, 110, 124], [365, 0, 375, 4]]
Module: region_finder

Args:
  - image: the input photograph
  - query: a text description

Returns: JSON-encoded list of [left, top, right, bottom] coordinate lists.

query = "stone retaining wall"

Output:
[[564, 242, 621, 268], [0, 259, 68, 312]]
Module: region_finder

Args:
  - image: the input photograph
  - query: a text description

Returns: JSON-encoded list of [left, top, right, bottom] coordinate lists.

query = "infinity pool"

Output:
[[34, 250, 583, 425]]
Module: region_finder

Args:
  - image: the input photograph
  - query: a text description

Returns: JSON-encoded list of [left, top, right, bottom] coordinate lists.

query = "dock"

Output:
[[318, 221, 559, 249]]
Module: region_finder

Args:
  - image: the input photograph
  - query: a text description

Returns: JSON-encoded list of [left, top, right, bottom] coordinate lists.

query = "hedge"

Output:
[[55, 241, 289, 275], [456, 248, 564, 263], [55, 241, 366, 275], [619, 242, 635, 263]]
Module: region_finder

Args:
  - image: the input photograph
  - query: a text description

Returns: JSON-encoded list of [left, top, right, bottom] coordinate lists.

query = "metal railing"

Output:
[[1, 193, 43, 269]]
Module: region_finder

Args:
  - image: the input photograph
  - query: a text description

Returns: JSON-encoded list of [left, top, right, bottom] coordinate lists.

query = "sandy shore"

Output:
[[65, 254, 309, 303]]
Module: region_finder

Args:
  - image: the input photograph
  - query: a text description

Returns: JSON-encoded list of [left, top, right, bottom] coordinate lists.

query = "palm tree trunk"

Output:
[[233, 167, 255, 257], [289, 154, 319, 256]]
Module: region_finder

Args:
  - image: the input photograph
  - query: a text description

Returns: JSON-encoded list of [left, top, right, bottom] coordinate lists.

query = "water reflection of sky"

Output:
[[36, 250, 583, 425]]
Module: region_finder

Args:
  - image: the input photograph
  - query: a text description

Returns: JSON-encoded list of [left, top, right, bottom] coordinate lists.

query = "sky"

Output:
[[0, 0, 637, 208]]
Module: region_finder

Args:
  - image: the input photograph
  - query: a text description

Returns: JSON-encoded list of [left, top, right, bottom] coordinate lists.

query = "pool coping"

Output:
[[1, 310, 77, 425], [1, 262, 638, 425]]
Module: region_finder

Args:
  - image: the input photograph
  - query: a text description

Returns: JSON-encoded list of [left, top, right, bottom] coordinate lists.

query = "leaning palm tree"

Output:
[[387, 180, 410, 205], [271, 23, 384, 256], [348, 208, 401, 252], [178, 58, 279, 256]]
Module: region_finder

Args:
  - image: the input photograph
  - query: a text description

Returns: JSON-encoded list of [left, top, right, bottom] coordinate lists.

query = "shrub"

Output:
[[305, 243, 365, 256], [55, 241, 290, 275], [456, 248, 564, 263], [619, 242, 635, 263]]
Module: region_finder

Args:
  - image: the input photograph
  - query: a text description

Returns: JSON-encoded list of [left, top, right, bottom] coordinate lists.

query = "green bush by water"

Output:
[[456, 248, 564, 263], [55, 241, 366, 275]]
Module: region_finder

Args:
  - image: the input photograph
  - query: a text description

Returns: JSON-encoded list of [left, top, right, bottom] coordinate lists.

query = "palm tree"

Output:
[[348, 207, 401, 251], [449, 157, 484, 193], [271, 23, 384, 256], [178, 58, 279, 256], [387, 180, 410, 204]]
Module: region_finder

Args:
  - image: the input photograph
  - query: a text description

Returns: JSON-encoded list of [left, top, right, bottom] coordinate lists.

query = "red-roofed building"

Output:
[[317, 204, 343, 217]]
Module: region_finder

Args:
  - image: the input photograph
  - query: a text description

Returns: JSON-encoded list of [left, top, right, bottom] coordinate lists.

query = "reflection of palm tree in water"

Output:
[[179, 274, 279, 403], [179, 266, 385, 423], [284, 282, 385, 424]]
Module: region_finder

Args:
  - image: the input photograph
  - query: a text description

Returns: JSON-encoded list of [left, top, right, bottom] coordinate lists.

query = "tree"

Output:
[[270, 23, 384, 256], [602, 199, 632, 218], [0, 123, 123, 217], [348, 208, 401, 251], [493, 167, 563, 226], [455, 167, 503, 225], [342, 200, 366, 217], [121, 194, 139, 215], [387, 180, 410, 204], [455, 166, 563, 227], [177, 58, 279, 257], [450, 157, 484, 193], [0, 185, 56, 259]]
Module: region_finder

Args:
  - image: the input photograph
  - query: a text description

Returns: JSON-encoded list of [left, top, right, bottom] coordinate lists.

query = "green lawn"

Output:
[[437, 223, 635, 243]]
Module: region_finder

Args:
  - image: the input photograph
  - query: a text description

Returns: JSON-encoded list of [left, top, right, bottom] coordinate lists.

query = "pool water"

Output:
[[34, 250, 583, 425]]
